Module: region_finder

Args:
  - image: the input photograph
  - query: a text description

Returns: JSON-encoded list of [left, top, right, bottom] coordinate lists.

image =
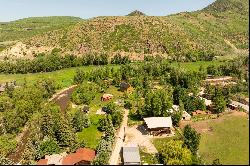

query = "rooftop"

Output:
[[36, 148, 95, 165], [143, 117, 172, 129], [123, 144, 141, 164], [62, 148, 95, 165]]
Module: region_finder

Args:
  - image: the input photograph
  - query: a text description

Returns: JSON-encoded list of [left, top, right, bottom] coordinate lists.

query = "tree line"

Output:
[[0, 49, 130, 74]]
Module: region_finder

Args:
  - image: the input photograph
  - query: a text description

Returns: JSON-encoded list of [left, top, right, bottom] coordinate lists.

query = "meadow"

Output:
[[0, 60, 224, 89], [199, 114, 249, 165], [151, 113, 249, 165], [0, 65, 118, 89]]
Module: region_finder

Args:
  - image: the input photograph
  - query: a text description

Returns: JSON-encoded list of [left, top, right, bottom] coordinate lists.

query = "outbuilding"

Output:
[[36, 148, 95, 165], [123, 144, 141, 165], [101, 94, 113, 101], [182, 111, 191, 121], [120, 82, 134, 93], [143, 117, 173, 136]]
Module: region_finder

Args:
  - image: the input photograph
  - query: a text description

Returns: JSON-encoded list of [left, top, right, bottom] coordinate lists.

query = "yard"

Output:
[[152, 112, 249, 165], [74, 85, 124, 149], [198, 113, 249, 165], [180, 111, 249, 165]]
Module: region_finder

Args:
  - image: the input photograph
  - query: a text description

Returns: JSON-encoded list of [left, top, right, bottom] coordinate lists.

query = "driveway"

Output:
[[109, 109, 129, 165], [124, 125, 158, 154]]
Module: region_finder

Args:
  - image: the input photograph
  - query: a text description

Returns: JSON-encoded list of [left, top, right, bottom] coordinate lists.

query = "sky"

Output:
[[0, 0, 216, 22]]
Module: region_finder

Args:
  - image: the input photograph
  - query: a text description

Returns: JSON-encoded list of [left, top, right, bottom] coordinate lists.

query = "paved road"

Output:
[[109, 109, 129, 165]]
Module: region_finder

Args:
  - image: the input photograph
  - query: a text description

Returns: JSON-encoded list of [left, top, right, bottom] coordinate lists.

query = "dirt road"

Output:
[[109, 109, 129, 165]]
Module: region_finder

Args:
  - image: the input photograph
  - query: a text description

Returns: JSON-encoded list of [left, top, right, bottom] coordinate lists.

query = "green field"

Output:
[[0, 65, 119, 89], [170, 60, 224, 72], [199, 115, 249, 165], [152, 115, 249, 165], [0, 61, 225, 89]]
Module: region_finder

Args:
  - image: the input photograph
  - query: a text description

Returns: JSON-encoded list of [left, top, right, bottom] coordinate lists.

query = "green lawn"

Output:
[[0, 60, 225, 89], [199, 115, 249, 165], [77, 121, 103, 150]]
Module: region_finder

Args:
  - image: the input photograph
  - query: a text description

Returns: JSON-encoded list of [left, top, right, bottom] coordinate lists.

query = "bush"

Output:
[[124, 100, 132, 109], [0, 135, 17, 156]]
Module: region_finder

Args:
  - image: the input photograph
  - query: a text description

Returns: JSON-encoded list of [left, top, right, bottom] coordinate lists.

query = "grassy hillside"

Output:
[[22, 0, 248, 59], [0, 16, 82, 42]]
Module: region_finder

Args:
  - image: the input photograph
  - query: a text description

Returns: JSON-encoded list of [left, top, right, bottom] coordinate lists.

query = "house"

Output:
[[143, 117, 173, 136], [123, 144, 141, 165], [37, 152, 67, 165], [172, 105, 179, 111], [200, 97, 212, 110], [120, 82, 134, 93], [182, 111, 191, 121], [36, 148, 95, 165], [101, 94, 113, 101], [62, 148, 96, 165]]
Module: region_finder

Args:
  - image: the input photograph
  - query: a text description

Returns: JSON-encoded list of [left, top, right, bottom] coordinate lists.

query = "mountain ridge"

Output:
[[0, 0, 248, 60]]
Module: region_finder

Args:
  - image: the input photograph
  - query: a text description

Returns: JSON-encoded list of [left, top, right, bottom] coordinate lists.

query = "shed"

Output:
[[182, 111, 191, 121], [123, 145, 141, 165], [143, 117, 173, 136], [101, 94, 113, 101], [120, 82, 134, 93]]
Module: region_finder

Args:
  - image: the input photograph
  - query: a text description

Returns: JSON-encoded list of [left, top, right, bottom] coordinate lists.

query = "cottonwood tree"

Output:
[[183, 125, 201, 155], [72, 109, 90, 132], [160, 140, 192, 165]]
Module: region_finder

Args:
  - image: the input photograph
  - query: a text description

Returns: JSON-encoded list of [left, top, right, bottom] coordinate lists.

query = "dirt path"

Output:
[[7, 85, 78, 163], [8, 126, 30, 163], [109, 109, 129, 165], [51, 85, 78, 113], [224, 39, 248, 54]]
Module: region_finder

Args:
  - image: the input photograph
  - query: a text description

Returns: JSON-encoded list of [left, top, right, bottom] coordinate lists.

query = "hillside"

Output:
[[0, 16, 82, 42], [1, 0, 249, 60]]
